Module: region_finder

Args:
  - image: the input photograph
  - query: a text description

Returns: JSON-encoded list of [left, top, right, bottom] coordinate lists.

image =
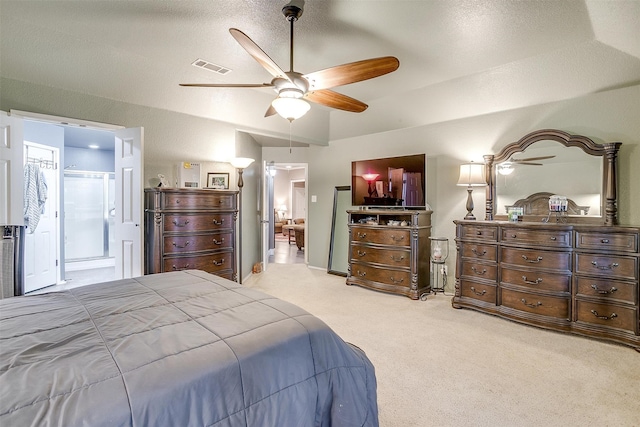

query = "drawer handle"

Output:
[[590, 310, 618, 320], [521, 255, 543, 264], [601, 239, 610, 243], [390, 255, 405, 262], [511, 234, 517, 238], [391, 235, 405, 242], [590, 284, 618, 294], [550, 236, 557, 241], [471, 248, 487, 256], [470, 287, 486, 296], [471, 266, 487, 275], [357, 250, 367, 257], [172, 241, 190, 249], [357, 232, 367, 239], [171, 264, 190, 271], [357, 270, 366, 277], [521, 299, 542, 308], [172, 219, 190, 227], [590, 261, 619, 270], [212, 218, 225, 225], [212, 258, 225, 266], [476, 231, 482, 235], [390, 277, 404, 284], [522, 276, 542, 285], [213, 238, 225, 245]]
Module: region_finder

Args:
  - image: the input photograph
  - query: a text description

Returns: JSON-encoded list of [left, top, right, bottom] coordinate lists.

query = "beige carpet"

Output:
[[244, 264, 640, 427]]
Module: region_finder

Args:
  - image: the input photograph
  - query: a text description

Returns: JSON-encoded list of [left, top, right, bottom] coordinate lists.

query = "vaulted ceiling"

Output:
[[2, 0, 639, 147]]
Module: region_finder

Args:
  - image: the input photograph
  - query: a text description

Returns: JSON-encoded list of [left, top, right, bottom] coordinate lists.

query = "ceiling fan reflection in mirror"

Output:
[[180, 0, 399, 121], [497, 155, 555, 175]]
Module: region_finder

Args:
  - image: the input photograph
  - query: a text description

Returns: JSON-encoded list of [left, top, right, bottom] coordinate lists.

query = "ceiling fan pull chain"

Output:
[[289, 120, 293, 154]]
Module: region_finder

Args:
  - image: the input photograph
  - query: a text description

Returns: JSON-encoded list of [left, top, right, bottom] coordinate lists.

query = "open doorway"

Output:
[[14, 112, 143, 294], [267, 163, 307, 266]]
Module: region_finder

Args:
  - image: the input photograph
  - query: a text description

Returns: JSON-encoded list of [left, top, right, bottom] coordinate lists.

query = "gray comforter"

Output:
[[0, 270, 378, 426]]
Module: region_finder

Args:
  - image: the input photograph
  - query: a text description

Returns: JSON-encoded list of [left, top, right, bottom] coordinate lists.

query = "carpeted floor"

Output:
[[244, 264, 640, 427]]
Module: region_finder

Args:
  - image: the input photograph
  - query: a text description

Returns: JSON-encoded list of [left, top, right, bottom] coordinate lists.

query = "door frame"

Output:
[[10, 109, 144, 283]]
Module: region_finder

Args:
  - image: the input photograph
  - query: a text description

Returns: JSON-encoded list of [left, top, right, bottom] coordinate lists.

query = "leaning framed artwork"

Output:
[[207, 172, 229, 189]]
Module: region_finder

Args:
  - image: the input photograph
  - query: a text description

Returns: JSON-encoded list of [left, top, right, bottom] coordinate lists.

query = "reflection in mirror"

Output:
[[495, 141, 603, 216], [328, 186, 351, 276]]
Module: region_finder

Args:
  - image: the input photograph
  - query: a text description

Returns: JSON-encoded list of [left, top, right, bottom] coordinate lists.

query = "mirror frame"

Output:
[[328, 186, 351, 276], [484, 129, 622, 226]]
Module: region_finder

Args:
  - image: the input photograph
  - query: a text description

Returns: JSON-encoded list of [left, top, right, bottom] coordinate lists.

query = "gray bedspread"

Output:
[[0, 270, 378, 426]]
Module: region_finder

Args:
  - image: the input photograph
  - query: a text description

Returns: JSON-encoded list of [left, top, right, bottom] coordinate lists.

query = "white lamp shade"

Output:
[[362, 173, 379, 181], [457, 162, 486, 186], [230, 157, 255, 169], [272, 97, 311, 121]]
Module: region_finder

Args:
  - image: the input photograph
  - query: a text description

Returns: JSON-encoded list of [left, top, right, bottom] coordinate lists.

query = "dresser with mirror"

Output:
[[453, 129, 639, 351]]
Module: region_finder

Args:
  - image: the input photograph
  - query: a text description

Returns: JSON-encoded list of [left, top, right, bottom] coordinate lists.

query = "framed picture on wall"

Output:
[[207, 172, 229, 189]]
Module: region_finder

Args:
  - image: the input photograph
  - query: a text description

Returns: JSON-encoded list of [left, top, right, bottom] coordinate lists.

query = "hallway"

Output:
[[269, 239, 305, 265]]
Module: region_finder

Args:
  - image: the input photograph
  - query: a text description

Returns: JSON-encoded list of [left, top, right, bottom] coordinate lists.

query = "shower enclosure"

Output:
[[64, 171, 115, 263]]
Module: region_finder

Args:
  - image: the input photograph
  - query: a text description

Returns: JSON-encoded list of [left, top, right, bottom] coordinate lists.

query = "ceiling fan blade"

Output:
[[518, 162, 543, 166], [305, 89, 368, 113], [179, 83, 274, 88], [512, 155, 555, 162], [303, 56, 399, 91], [264, 104, 277, 117], [229, 28, 292, 82]]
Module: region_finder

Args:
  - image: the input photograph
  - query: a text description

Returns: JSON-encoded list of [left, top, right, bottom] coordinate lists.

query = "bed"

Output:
[[0, 270, 378, 426]]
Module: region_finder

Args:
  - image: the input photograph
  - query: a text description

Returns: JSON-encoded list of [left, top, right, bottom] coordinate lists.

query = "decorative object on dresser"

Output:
[[453, 129, 638, 351], [206, 172, 229, 189], [456, 162, 486, 220], [144, 188, 238, 281], [347, 209, 432, 300]]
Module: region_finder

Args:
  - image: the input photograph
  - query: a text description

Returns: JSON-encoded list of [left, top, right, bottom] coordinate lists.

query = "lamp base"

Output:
[[464, 187, 477, 220]]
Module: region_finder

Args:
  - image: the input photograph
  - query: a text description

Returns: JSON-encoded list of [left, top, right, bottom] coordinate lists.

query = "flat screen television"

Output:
[[351, 154, 426, 208]]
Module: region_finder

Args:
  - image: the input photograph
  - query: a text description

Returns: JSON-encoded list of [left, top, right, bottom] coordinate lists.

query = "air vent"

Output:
[[191, 58, 232, 75]]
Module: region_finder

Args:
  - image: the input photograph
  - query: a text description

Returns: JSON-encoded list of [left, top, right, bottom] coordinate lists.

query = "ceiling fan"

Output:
[[179, 0, 399, 121], [497, 155, 555, 175]]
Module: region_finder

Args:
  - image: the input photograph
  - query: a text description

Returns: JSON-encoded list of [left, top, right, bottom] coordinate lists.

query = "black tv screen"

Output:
[[351, 154, 426, 208]]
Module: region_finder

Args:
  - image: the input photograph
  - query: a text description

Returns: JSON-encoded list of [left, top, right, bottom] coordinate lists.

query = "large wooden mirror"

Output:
[[328, 186, 352, 276], [484, 129, 621, 225]]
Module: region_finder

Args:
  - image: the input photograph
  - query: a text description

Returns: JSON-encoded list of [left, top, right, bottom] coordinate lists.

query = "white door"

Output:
[[403, 172, 423, 206], [114, 127, 143, 279], [0, 111, 24, 226], [23, 143, 59, 292], [291, 181, 306, 219]]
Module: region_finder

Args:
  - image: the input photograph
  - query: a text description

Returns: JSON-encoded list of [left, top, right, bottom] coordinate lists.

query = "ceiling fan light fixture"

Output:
[[272, 96, 310, 121], [498, 163, 514, 175]]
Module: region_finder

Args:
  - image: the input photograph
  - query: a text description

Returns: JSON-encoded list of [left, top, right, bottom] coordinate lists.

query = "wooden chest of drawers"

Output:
[[347, 209, 432, 299], [144, 188, 238, 280], [454, 220, 640, 350]]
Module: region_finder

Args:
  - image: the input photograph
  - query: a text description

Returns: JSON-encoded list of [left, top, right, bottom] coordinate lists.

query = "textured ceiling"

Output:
[[2, 0, 639, 147]]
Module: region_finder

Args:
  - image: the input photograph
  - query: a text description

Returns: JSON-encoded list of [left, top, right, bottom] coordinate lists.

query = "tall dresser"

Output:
[[347, 209, 432, 300], [144, 188, 238, 280], [453, 220, 640, 350]]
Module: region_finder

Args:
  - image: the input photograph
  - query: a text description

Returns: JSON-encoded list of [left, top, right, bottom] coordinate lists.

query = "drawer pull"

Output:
[[601, 239, 610, 243], [471, 266, 487, 275], [590, 310, 618, 320], [511, 234, 517, 238], [476, 231, 482, 235], [391, 235, 405, 242], [590, 261, 619, 270], [172, 241, 190, 249], [550, 236, 557, 241], [357, 250, 367, 257], [470, 287, 486, 296], [522, 276, 542, 285], [357, 232, 367, 239], [521, 299, 542, 308], [521, 255, 543, 264], [357, 270, 366, 277], [212, 258, 225, 266], [171, 264, 190, 271], [390, 255, 405, 262], [590, 284, 618, 294], [212, 218, 225, 225], [172, 219, 190, 227], [213, 238, 224, 245], [390, 277, 404, 284], [471, 248, 487, 256]]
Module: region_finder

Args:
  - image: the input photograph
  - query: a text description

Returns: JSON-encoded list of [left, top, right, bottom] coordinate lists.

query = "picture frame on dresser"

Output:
[[207, 172, 229, 189]]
